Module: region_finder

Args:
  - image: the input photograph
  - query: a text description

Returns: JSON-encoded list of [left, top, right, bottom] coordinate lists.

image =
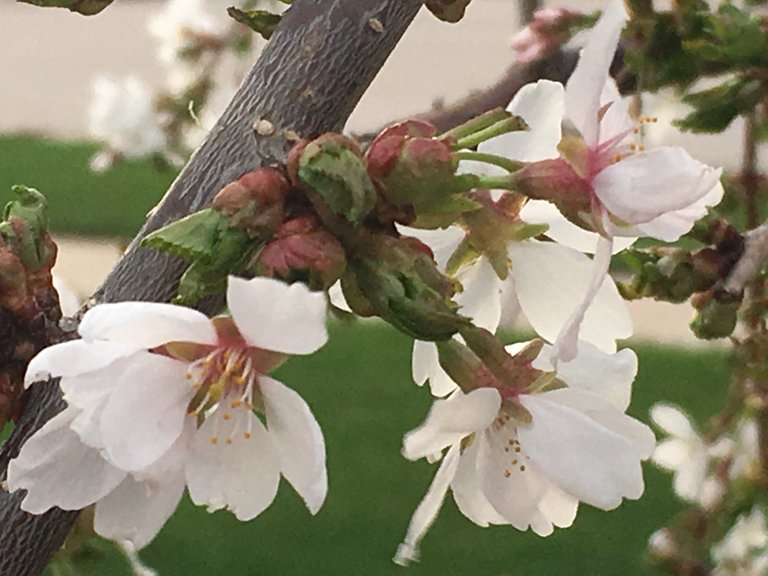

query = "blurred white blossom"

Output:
[[88, 76, 165, 167], [712, 508, 768, 576]]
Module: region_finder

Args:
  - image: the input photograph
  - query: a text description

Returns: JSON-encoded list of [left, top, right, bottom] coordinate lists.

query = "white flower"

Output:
[[394, 340, 653, 565], [88, 77, 166, 161], [8, 276, 328, 549], [480, 0, 723, 362], [405, 223, 631, 397], [52, 274, 80, 317], [712, 508, 768, 576], [651, 404, 714, 505]]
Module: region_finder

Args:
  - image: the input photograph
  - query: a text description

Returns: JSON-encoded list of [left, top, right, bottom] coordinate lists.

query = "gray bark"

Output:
[[0, 1, 423, 574]]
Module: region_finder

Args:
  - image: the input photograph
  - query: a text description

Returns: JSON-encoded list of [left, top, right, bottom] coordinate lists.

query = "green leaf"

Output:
[[141, 209, 230, 263], [17, 0, 113, 15], [227, 7, 282, 40], [675, 78, 764, 133]]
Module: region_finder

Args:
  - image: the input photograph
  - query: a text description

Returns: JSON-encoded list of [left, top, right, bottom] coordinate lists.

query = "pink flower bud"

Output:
[[212, 168, 290, 238], [253, 216, 347, 289], [509, 7, 578, 63]]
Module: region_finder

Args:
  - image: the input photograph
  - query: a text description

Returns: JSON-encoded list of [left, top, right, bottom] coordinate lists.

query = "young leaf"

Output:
[[227, 7, 282, 40], [17, 0, 113, 15]]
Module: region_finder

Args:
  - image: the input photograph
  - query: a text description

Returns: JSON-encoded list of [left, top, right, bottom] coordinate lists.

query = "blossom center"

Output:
[[490, 405, 532, 477]]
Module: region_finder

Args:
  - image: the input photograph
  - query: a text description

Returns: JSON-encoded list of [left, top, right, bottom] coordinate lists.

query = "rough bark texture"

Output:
[[0, 1, 422, 574]]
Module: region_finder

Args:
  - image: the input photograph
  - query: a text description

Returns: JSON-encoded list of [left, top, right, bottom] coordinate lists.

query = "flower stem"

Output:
[[440, 107, 510, 141], [454, 151, 524, 173], [453, 116, 528, 150]]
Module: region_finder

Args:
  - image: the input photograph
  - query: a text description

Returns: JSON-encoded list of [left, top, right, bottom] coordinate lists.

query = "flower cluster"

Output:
[[9, 276, 328, 548], [8, 0, 729, 569]]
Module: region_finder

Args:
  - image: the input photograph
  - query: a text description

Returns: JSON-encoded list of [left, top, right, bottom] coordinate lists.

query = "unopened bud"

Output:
[[295, 134, 376, 224], [349, 233, 468, 340], [212, 168, 289, 238], [251, 216, 347, 289], [690, 289, 741, 339], [366, 121, 479, 225]]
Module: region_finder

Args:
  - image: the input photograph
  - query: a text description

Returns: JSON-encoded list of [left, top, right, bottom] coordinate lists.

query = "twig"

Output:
[[0, 1, 422, 574], [723, 220, 768, 297]]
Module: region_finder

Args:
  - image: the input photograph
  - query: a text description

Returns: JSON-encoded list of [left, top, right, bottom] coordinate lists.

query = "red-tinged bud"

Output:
[[366, 121, 479, 225], [212, 168, 290, 238], [510, 7, 579, 63], [0, 248, 32, 315], [252, 216, 347, 289]]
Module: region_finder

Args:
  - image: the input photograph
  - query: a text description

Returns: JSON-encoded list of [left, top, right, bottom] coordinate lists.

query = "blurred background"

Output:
[[0, 1, 738, 575]]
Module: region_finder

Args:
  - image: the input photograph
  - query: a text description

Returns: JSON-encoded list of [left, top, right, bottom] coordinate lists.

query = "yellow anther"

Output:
[[226, 437, 233, 445], [520, 465, 526, 472], [231, 400, 242, 409], [629, 144, 636, 151], [514, 446, 521, 453], [223, 413, 231, 421], [638, 144, 646, 151], [210, 436, 218, 445], [243, 432, 252, 440], [512, 459, 518, 465], [632, 127, 640, 134], [503, 469, 511, 478], [245, 402, 254, 410]]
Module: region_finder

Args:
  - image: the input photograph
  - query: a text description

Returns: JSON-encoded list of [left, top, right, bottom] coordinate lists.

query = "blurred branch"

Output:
[[723, 220, 768, 297], [0, 1, 423, 574]]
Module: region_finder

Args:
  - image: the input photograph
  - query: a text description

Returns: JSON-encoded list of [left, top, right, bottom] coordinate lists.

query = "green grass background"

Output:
[[62, 324, 728, 576], [0, 135, 730, 574]]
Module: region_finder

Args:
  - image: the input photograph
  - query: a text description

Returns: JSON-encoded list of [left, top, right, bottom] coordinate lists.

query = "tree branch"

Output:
[[723, 220, 768, 297], [0, 1, 422, 574]]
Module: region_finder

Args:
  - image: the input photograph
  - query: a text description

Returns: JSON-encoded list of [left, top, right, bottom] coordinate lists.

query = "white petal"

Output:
[[411, 340, 458, 398], [477, 428, 548, 530], [8, 408, 126, 513], [652, 439, 691, 470], [394, 443, 461, 567], [79, 302, 216, 348], [628, 180, 725, 242], [260, 376, 327, 514], [451, 440, 508, 527], [535, 341, 637, 411], [479, 80, 564, 162], [518, 393, 645, 509], [396, 225, 465, 271], [650, 404, 696, 438], [94, 470, 185, 549], [403, 389, 501, 461], [186, 410, 280, 521], [551, 235, 614, 362], [456, 259, 503, 331], [564, 0, 628, 145], [228, 276, 328, 355], [519, 200, 635, 254], [100, 353, 192, 471], [411, 340, 459, 398], [544, 388, 656, 460], [595, 148, 723, 227], [25, 340, 138, 388], [509, 240, 632, 352], [327, 281, 352, 313], [598, 80, 634, 144], [538, 485, 578, 529]]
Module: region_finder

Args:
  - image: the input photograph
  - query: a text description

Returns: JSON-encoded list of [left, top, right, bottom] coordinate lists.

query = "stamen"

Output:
[[210, 436, 218, 445]]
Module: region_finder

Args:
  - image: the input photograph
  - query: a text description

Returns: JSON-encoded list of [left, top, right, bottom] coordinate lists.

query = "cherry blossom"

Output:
[[88, 77, 166, 169], [484, 0, 723, 362], [394, 340, 653, 565], [712, 508, 768, 576], [404, 223, 631, 397], [8, 276, 328, 549]]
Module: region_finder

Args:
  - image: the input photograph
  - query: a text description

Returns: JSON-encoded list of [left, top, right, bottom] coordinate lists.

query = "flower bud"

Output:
[[0, 247, 32, 316], [347, 233, 468, 340], [366, 121, 477, 224], [251, 216, 347, 289], [212, 168, 289, 239], [690, 289, 741, 339], [294, 134, 377, 224]]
